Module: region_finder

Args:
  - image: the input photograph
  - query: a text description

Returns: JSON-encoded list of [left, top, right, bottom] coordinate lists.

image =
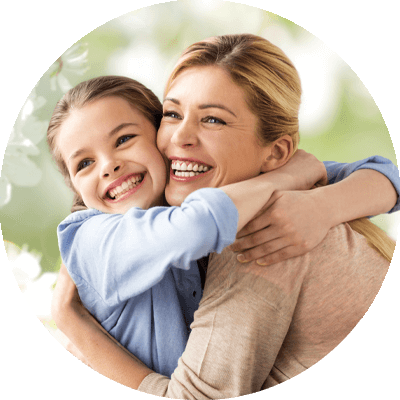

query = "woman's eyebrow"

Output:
[[163, 98, 237, 117], [198, 104, 237, 117]]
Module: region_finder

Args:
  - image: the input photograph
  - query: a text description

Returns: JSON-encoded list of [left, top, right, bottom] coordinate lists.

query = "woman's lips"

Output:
[[169, 158, 213, 182]]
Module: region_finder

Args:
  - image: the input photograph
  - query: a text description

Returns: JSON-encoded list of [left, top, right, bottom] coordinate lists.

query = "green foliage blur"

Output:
[[0, 2, 397, 275]]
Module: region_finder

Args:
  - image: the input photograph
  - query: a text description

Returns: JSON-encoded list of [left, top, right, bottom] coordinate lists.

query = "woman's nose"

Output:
[[170, 120, 199, 148]]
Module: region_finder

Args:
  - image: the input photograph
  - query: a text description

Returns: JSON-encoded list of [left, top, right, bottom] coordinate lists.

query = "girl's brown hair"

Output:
[[47, 75, 162, 212], [167, 34, 395, 262]]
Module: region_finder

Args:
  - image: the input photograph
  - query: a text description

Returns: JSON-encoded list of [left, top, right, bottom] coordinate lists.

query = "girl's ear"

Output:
[[261, 135, 294, 173]]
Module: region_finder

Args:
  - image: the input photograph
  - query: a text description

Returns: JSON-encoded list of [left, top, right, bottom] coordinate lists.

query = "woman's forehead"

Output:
[[165, 66, 249, 111]]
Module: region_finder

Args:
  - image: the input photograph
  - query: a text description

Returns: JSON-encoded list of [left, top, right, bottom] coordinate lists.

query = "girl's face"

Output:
[[57, 96, 167, 214], [157, 65, 272, 206]]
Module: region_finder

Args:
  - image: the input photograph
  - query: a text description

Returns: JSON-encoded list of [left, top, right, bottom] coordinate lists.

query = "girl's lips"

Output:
[[103, 172, 145, 198], [104, 173, 147, 203]]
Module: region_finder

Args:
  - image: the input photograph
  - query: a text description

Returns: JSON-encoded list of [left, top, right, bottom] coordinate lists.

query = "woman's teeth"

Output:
[[108, 175, 143, 200], [171, 161, 211, 177]]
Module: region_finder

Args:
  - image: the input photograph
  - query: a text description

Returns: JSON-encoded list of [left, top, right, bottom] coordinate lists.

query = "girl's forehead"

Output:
[[57, 97, 156, 163]]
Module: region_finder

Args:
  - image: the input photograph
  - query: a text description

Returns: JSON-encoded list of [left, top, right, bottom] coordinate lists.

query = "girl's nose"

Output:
[[101, 159, 123, 178]]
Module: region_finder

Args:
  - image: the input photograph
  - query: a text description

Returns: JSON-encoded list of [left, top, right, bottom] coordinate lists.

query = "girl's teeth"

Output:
[[108, 174, 144, 200], [192, 164, 198, 172]]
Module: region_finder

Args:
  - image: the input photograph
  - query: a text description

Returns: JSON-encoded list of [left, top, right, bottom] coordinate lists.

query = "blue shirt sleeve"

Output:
[[324, 156, 400, 213], [57, 188, 238, 307]]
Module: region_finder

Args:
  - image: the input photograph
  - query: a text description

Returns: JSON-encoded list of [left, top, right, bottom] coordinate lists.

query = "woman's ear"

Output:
[[261, 135, 294, 172]]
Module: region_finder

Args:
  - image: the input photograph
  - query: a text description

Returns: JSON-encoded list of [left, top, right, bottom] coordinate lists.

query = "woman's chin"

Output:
[[164, 183, 196, 206]]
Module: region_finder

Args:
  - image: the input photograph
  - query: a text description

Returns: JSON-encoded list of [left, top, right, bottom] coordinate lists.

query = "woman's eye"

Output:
[[202, 116, 226, 125], [116, 135, 135, 147], [77, 159, 94, 172], [162, 111, 180, 119]]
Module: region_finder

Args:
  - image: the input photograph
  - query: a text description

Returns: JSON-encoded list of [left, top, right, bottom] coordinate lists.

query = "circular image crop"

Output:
[[1, 1, 399, 399]]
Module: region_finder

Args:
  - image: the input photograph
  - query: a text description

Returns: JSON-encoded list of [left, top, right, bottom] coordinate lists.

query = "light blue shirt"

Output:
[[57, 156, 400, 377], [58, 188, 239, 377]]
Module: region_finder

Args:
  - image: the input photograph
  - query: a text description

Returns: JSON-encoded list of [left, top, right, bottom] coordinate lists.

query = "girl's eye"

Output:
[[77, 159, 94, 172], [116, 135, 136, 147], [202, 116, 226, 125]]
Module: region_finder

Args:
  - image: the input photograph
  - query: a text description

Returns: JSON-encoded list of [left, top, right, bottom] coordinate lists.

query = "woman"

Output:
[[53, 34, 397, 398]]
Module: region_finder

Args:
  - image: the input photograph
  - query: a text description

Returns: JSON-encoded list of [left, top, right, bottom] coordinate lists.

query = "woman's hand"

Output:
[[52, 263, 92, 365], [51, 264, 89, 328], [230, 189, 332, 265], [52, 264, 153, 388]]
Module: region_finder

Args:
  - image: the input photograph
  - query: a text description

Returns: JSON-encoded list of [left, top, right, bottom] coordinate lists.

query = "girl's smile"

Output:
[[103, 172, 146, 202], [56, 96, 167, 214]]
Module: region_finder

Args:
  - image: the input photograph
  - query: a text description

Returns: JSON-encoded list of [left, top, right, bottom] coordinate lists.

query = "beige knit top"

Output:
[[138, 223, 390, 399]]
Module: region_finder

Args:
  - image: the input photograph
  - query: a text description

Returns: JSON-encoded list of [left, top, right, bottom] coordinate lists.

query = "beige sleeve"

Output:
[[138, 250, 296, 399]]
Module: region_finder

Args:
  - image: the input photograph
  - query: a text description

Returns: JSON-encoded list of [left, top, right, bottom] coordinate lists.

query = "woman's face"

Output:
[[157, 65, 272, 206], [57, 96, 167, 214]]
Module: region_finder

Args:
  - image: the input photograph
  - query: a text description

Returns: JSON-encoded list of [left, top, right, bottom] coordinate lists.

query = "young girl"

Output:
[[49, 75, 398, 381]]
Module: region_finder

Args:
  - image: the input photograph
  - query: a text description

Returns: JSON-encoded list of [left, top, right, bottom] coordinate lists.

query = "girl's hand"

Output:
[[273, 149, 328, 192], [230, 189, 332, 266]]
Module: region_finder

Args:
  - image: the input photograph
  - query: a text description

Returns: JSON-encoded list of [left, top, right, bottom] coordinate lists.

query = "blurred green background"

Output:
[[0, 1, 398, 325]]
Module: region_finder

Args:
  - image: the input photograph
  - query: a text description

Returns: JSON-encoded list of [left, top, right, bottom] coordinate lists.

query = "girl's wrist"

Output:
[[311, 185, 343, 228], [260, 170, 296, 192]]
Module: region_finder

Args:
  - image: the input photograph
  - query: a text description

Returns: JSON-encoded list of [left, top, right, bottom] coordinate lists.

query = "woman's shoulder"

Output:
[[302, 222, 390, 302], [205, 223, 389, 312]]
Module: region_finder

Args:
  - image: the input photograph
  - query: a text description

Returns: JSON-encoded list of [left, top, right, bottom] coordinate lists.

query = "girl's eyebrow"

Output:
[[68, 122, 139, 164], [163, 98, 237, 117]]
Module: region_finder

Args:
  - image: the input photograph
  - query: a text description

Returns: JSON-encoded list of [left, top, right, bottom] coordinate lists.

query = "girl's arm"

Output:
[[58, 151, 325, 306], [231, 155, 399, 266], [221, 149, 327, 231]]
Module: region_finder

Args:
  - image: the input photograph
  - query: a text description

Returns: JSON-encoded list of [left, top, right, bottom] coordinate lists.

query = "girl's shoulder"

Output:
[[58, 208, 104, 227]]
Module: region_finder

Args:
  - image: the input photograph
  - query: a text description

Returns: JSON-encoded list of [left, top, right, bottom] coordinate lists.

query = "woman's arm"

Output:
[[53, 256, 292, 397], [231, 155, 399, 265], [52, 264, 153, 388], [52, 260, 290, 400]]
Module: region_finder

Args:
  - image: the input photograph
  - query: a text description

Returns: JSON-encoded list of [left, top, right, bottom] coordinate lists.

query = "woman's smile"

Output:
[[169, 158, 214, 181], [157, 65, 271, 206]]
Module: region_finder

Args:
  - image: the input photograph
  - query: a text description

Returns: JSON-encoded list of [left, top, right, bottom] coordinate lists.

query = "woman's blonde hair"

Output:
[[166, 34, 302, 150], [348, 218, 395, 262], [167, 33, 395, 262], [47, 75, 163, 212]]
